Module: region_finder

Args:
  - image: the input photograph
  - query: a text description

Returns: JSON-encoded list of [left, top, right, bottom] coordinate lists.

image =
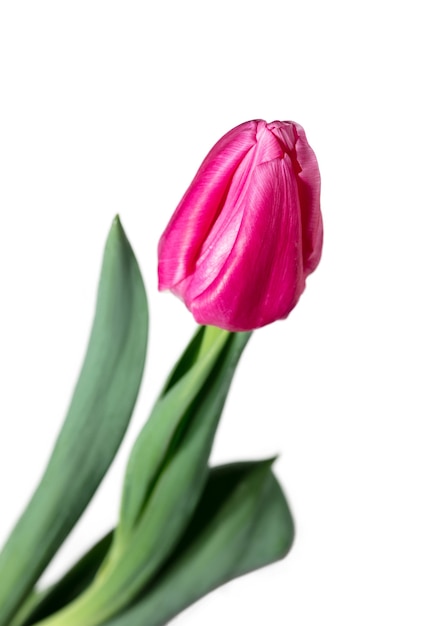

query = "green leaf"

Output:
[[17, 461, 293, 626], [10, 531, 113, 626], [117, 325, 231, 543], [10, 534, 113, 626], [33, 329, 251, 626], [0, 216, 149, 626], [103, 460, 294, 626]]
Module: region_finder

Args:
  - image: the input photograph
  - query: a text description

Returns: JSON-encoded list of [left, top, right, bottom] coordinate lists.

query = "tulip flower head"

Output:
[[158, 119, 323, 332]]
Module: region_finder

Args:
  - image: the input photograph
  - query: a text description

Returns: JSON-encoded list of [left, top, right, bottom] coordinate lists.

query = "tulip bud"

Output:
[[158, 119, 323, 332]]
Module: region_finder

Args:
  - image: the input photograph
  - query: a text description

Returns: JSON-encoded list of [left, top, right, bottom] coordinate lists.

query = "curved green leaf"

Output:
[[0, 217, 148, 626], [103, 460, 294, 626]]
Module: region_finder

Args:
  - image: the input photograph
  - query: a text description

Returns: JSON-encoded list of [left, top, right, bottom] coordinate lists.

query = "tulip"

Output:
[[158, 119, 323, 332]]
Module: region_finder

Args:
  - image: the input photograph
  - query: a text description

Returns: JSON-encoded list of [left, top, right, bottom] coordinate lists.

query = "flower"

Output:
[[158, 119, 323, 332]]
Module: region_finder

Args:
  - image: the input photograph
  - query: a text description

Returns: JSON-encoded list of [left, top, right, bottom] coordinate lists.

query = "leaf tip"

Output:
[[107, 214, 130, 252], [111, 214, 124, 236]]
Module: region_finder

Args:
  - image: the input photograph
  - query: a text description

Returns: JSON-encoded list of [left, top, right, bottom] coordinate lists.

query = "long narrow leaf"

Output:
[[0, 217, 148, 626]]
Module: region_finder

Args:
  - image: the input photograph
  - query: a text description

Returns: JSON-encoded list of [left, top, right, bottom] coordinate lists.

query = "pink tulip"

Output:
[[158, 119, 323, 332]]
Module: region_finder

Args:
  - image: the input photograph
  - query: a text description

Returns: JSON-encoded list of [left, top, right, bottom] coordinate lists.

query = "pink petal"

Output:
[[189, 156, 304, 331], [158, 121, 259, 292]]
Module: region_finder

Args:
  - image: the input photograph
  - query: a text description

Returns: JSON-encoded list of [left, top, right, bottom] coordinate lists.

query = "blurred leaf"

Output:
[[103, 460, 294, 626], [11, 534, 113, 626], [0, 217, 148, 626], [18, 461, 293, 626]]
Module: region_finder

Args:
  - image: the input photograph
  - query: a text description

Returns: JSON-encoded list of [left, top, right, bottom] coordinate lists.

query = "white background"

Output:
[[0, 1, 427, 624]]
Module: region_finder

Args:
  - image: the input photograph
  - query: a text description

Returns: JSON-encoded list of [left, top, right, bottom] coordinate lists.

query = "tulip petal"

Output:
[[291, 123, 322, 274], [158, 121, 258, 291], [179, 122, 285, 305], [189, 156, 304, 331], [268, 121, 322, 274]]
